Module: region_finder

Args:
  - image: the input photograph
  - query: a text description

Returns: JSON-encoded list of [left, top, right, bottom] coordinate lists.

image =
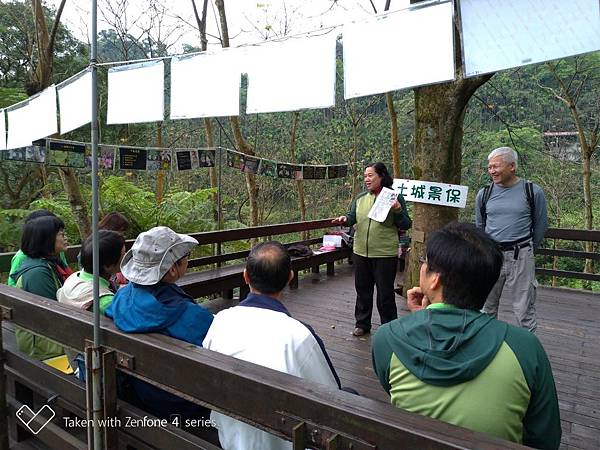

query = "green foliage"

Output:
[[0, 87, 26, 108], [0, 208, 29, 252], [0, 0, 87, 87], [29, 197, 81, 245], [100, 175, 240, 236]]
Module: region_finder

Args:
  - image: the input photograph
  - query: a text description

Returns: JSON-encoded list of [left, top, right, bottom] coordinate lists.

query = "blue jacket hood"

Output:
[[106, 282, 213, 346]]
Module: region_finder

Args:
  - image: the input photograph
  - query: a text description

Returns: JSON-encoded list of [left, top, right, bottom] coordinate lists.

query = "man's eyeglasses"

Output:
[[419, 256, 427, 265]]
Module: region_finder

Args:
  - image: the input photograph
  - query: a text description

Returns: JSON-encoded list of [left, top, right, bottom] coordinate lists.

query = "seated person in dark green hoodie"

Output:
[[11, 215, 73, 360], [8, 209, 69, 287], [372, 222, 561, 449], [105, 226, 215, 429]]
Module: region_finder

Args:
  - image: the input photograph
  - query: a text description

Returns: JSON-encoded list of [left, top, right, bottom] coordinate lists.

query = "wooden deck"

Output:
[[281, 263, 600, 450]]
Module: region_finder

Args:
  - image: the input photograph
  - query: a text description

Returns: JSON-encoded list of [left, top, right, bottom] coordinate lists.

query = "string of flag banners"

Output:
[[0, 139, 348, 179]]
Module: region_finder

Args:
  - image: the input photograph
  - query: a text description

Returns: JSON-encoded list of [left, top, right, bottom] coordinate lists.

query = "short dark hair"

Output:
[[98, 212, 130, 233], [25, 209, 56, 223], [246, 241, 291, 294], [21, 215, 65, 259], [425, 222, 502, 310], [80, 230, 125, 276], [366, 162, 393, 188]]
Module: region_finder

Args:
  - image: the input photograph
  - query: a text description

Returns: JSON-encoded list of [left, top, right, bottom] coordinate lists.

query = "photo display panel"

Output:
[[107, 60, 164, 124], [245, 32, 337, 114], [170, 50, 242, 119], [58, 69, 92, 133], [343, 1, 455, 99], [460, 0, 600, 76]]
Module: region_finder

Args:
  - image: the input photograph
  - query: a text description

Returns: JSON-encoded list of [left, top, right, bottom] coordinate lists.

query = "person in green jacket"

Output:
[[10, 215, 73, 361], [372, 222, 561, 449], [333, 162, 411, 337], [8, 209, 69, 287], [57, 230, 125, 315]]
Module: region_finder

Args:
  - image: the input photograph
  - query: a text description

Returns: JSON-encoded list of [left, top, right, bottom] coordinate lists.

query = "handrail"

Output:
[[0, 219, 337, 273], [2, 224, 598, 283], [0, 284, 525, 450]]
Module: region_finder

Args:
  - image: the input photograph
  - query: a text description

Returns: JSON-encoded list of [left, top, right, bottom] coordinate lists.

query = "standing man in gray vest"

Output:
[[475, 147, 548, 332]]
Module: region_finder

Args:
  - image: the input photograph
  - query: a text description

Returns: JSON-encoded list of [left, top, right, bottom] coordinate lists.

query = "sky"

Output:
[[49, 0, 411, 54]]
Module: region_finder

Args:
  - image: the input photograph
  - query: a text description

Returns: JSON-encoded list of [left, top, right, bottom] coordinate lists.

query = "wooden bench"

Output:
[[0, 284, 526, 450], [179, 246, 352, 300]]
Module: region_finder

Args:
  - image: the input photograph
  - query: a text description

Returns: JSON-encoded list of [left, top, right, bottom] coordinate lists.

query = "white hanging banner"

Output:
[[0, 109, 6, 151], [245, 32, 337, 114], [393, 178, 469, 209], [31, 86, 59, 143], [58, 69, 92, 133], [7, 86, 58, 150], [343, 1, 455, 99], [461, 0, 600, 76], [6, 103, 32, 150], [170, 49, 242, 119], [107, 60, 164, 124]]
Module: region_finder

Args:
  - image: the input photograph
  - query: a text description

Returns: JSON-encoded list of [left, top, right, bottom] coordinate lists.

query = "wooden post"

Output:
[[0, 316, 9, 450], [102, 351, 118, 450]]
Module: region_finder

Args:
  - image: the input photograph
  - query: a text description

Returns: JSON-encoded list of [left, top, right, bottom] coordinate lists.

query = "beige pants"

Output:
[[482, 244, 538, 332]]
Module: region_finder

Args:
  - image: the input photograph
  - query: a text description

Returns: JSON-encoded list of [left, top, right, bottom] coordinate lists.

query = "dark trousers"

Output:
[[354, 254, 398, 331]]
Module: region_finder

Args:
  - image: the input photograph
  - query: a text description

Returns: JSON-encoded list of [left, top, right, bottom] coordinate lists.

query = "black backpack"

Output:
[[480, 181, 535, 237]]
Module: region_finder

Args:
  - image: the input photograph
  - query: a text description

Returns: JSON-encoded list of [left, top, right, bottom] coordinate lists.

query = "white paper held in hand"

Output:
[[367, 187, 398, 222]]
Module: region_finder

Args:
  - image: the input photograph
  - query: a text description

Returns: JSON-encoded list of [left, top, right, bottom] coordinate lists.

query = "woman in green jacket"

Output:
[[333, 162, 411, 337], [10, 215, 72, 360], [7, 209, 69, 287]]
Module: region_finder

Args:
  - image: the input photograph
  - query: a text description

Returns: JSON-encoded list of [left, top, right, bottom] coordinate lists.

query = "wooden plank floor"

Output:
[[281, 263, 600, 450]]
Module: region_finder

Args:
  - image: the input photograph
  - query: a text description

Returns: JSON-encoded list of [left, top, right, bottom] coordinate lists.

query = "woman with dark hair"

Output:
[[98, 212, 130, 235], [98, 212, 130, 285], [333, 162, 412, 337], [10, 215, 74, 360], [7, 210, 69, 287]]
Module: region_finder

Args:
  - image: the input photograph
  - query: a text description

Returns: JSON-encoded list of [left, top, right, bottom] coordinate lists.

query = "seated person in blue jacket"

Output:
[[203, 241, 343, 450], [106, 226, 214, 426]]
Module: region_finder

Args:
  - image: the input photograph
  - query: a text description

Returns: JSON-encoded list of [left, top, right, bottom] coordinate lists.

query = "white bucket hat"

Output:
[[121, 226, 198, 285]]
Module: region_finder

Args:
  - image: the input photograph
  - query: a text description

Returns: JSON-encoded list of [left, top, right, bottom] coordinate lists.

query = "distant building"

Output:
[[543, 131, 580, 162]]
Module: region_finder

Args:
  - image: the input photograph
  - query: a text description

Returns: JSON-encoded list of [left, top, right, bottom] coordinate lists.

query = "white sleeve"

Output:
[[292, 336, 339, 388]]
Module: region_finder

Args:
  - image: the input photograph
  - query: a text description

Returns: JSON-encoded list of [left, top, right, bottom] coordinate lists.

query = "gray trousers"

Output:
[[482, 244, 538, 332]]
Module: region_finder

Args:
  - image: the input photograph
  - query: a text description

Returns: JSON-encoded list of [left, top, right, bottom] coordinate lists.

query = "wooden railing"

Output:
[[0, 219, 337, 274], [0, 284, 525, 450], [1, 222, 598, 284], [536, 228, 600, 283]]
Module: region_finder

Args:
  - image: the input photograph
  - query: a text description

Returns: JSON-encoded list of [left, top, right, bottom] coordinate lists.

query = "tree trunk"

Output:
[[405, 0, 492, 293], [59, 168, 91, 237], [29, 0, 52, 95], [204, 118, 219, 222], [191, 0, 220, 222], [351, 121, 359, 198], [566, 100, 595, 288], [386, 92, 401, 178], [581, 150, 593, 284], [405, 76, 492, 293], [289, 111, 307, 238], [156, 121, 165, 204], [552, 207, 560, 288], [29, 0, 90, 239], [572, 110, 594, 282], [214, 0, 259, 227], [231, 116, 260, 227]]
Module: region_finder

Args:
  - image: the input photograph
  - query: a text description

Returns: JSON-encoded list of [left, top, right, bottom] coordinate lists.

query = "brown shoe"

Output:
[[352, 327, 369, 337]]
